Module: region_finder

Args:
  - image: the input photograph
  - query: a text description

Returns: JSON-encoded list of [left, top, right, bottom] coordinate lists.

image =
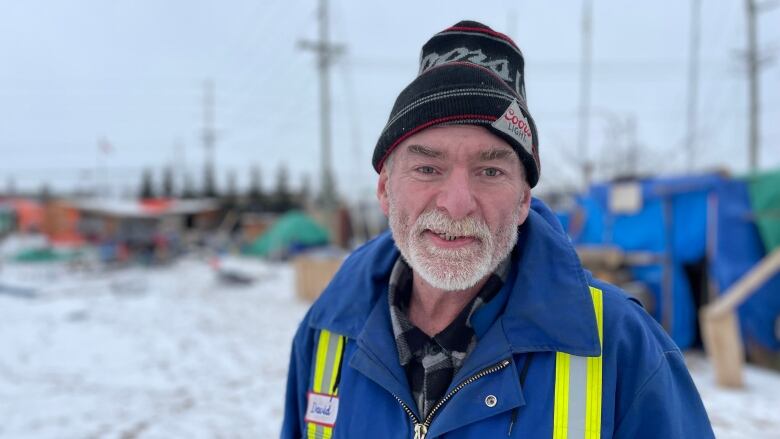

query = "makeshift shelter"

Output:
[[570, 174, 720, 348], [712, 172, 780, 352], [568, 171, 780, 352], [73, 198, 219, 263], [245, 211, 330, 259], [13, 199, 44, 233]]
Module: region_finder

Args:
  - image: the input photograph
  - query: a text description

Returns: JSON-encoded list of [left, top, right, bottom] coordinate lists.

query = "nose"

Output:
[[435, 168, 477, 220]]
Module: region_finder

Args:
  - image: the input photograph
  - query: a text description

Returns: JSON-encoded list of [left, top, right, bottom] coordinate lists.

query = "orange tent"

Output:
[[13, 199, 44, 233]]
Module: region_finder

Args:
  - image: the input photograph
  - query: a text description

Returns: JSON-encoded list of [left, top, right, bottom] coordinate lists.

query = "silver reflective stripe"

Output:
[[566, 355, 588, 437], [321, 331, 341, 391]]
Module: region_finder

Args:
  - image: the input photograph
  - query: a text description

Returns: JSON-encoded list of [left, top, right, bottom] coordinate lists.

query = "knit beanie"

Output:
[[372, 20, 540, 187]]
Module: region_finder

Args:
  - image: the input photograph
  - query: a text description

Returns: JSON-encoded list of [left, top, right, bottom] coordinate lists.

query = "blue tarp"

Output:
[[713, 180, 780, 351], [567, 173, 779, 351], [571, 175, 721, 348]]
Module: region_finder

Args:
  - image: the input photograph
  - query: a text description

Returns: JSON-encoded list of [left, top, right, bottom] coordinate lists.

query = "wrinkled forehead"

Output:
[[392, 126, 522, 167], [399, 142, 518, 163]]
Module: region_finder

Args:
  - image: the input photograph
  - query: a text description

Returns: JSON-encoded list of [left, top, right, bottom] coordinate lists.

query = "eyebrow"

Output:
[[407, 144, 445, 159], [479, 148, 514, 162], [405, 144, 514, 162]]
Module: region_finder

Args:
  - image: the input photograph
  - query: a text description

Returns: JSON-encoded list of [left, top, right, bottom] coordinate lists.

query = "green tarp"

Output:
[[747, 169, 780, 251], [245, 211, 330, 257], [12, 248, 75, 263], [0, 212, 13, 234]]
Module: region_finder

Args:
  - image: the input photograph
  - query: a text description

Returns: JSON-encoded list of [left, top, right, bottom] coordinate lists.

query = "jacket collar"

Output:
[[308, 199, 600, 357]]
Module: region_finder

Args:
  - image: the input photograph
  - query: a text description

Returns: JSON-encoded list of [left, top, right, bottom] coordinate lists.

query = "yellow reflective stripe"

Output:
[[307, 422, 317, 439], [311, 330, 330, 439], [553, 351, 571, 439], [313, 330, 331, 393], [584, 287, 603, 438], [590, 287, 603, 345]]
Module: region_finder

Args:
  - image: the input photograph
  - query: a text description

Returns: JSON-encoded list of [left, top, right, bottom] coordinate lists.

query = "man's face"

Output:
[[377, 125, 532, 292]]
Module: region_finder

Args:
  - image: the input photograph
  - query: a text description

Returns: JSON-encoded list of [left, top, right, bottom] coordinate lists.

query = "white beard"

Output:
[[388, 196, 520, 292]]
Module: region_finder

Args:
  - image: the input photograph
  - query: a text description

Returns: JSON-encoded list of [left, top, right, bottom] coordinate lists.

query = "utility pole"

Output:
[[299, 0, 345, 209], [744, 0, 779, 171], [174, 139, 186, 197], [627, 115, 639, 177], [578, 0, 594, 188], [96, 136, 112, 197], [686, 0, 701, 171], [746, 0, 761, 172], [202, 80, 217, 197]]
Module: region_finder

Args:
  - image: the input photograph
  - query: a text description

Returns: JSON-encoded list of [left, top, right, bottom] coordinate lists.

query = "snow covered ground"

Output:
[[1, 257, 778, 438]]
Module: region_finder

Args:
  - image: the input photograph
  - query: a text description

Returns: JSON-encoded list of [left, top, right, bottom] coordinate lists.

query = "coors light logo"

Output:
[[491, 100, 533, 154]]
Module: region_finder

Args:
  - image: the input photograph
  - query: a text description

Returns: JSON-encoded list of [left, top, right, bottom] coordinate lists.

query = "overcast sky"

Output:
[[1, 0, 778, 199]]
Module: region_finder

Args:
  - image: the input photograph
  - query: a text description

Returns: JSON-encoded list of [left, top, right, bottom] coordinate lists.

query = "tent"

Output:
[[12, 247, 75, 263], [12, 199, 44, 233], [747, 170, 780, 252], [245, 211, 330, 259]]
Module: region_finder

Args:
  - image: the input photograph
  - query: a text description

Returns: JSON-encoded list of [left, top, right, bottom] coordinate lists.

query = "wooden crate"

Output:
[[294, 255, 344, 302]]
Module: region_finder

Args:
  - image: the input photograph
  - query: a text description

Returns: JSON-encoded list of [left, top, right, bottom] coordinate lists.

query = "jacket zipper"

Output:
[[393, 359, 511, 439]]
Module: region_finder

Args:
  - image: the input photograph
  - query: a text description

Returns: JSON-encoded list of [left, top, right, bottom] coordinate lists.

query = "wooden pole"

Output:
[[701, 248, 780, 387]]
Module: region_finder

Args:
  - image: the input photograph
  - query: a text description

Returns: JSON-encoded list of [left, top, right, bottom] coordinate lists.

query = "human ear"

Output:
[[377, 170, 390, 216], [517, 185, 532, 225]]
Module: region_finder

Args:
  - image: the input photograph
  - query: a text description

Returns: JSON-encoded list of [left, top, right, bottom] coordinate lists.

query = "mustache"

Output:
[[413, 210, 491, 240]]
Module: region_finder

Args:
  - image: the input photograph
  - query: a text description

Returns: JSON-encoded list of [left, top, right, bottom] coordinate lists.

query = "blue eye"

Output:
[[483, 168, 502, 177], [417, 166, 436, 174]]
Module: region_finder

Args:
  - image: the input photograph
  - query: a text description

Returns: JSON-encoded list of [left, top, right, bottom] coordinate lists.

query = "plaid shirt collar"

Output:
[[388, 256, 511, 367]]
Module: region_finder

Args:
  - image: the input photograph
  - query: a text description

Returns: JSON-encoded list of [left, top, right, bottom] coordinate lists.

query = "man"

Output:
[[282, 21, 714, 438]]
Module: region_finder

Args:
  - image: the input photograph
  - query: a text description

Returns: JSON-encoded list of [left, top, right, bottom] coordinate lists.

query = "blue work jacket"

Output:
[[282, 200, 714, 438]]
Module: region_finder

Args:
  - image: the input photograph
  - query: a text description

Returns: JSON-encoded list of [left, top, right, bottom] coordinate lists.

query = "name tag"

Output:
[[305, 391, 339, 427]]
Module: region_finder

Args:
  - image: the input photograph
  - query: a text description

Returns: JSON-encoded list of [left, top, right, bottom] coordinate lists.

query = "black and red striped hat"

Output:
[[372, 20, 540, 187]]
